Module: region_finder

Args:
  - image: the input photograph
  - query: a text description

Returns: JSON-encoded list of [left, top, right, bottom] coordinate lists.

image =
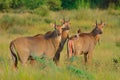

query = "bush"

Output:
[[33, 6, 49, 17], [47, 0, 62, 11], [44, 18, 52, 24], [11, 0, 24, 9], [22, 0, 45, 10], [116, 41, 120, 48], [67, 65, 95, 80], [0, 14, 39, 31], [61, 0, 79, 9], [0, 14, 14, 30], [113, 55, 120, 69], [0, 0, 12, 11], [8, 25, 27, 34]]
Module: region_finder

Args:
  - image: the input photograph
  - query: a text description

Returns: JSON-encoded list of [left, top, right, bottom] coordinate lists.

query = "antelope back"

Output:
[[10, 22, 64, 67]]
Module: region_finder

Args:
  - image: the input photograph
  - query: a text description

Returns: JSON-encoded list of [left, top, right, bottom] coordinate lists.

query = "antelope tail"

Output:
[[10, 41, 18, 68], [67, 39, 74, 58]]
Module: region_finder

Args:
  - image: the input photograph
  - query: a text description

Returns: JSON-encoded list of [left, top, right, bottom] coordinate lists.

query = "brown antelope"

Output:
[[33, 19, 71, 65], [53, 19, 71, 65], [67, 21, 105, 64], [10, 23, 64, 69]]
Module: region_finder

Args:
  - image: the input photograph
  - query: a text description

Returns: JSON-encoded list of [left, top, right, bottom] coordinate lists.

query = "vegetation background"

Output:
[[0, 0, 120, 80]]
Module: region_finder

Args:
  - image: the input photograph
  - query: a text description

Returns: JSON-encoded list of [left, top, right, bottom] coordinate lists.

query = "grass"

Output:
[[0, 9, 120, 80]]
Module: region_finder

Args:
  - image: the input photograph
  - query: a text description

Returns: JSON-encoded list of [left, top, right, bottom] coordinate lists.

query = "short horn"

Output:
[[50, 22, 56, 28], [101, 20, 102, 24], [77, 28, 81, 34], [96, 20, 97, 25], [54, 21, 56, 26]]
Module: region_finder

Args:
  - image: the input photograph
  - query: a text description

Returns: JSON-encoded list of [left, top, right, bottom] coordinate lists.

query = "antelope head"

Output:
[[60, 18, 71, 31], [95, 20, 105, 34]]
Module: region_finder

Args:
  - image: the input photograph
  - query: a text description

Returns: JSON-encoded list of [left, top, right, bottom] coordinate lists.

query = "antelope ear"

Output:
[[61, 24, 65, 28], [101, 21, 105, 27], [60, 18, 65, 24], [50, 22, 56, 28], [77, 28, 81, 34], [92, 23, 96, 27], [102, 22, 105, 27]]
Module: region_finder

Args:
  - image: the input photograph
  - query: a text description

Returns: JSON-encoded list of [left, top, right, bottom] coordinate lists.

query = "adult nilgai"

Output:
[[53, 19, 70, 65], [67, 21, 105, 64], [10, 23, 64, 69]]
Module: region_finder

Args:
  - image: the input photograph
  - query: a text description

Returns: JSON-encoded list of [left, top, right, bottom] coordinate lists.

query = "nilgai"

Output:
[[53, 19, 71, 65], [33, 19, 71, 65], [67, 21, 105, 64], [10, 23, 64, 69]]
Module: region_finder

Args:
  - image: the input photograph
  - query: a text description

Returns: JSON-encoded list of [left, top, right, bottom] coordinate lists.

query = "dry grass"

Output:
[[0, 9, 120, 80]]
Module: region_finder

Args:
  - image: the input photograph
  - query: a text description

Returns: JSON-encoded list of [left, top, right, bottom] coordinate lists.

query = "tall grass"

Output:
[[0, 9, 120, 80]]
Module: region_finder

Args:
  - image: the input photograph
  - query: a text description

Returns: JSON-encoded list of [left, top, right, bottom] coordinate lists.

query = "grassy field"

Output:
[[0, 9, 120, 80]]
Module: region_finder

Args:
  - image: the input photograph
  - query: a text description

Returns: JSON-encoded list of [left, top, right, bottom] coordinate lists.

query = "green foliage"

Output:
[[116, 41, 120, 48], [30, 55, 95, 80], [67, 65, 95, 80], [11, 0, 24, 9], [8, 26, 27, 34], [113, 55, 120, 70], [91, 0, 120, 9], [47, 0, 62, 11], [44, 18, 52, 24], [0, 0, 12, 11], [69, 56, 78, 62], [32, 55, 58, 70], [0, 14, 14, 30], [33, 6, 49, 16], [22, 0, 45, 10], [61, 0, 79, 9], [0, 14, 42, 34], [0, 0, 120, 11]]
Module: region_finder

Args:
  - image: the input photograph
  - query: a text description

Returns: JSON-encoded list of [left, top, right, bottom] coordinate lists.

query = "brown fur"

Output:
[[53, 19, 71, 65], [10, 24, 63, 69], [32, 19, 71, 65], [67, 21, 105, 64]]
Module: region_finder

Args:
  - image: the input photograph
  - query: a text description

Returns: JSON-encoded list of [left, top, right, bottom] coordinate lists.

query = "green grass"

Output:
[[0, 9, 120, 80]]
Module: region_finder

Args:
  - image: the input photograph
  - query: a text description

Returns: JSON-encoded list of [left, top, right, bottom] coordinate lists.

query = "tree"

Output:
[[47, 0, 62, 11], [0, 0, 12, 11], [61, 0, 79, 9]]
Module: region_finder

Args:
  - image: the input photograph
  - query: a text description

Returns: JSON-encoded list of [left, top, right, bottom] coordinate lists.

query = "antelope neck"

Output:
[[90, 27, 101, 37], [62, 26, 70, 31]]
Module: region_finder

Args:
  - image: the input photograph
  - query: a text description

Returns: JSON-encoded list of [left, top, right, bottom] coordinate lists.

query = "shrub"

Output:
[[113, 55, 120, 69], [44, 18, 52, 24], [22, 0, 45, 10], [116, 41, 120, 48], [0, 0, 12, 11], [67, 65, 95, 80], [0, 14, 39, 32], [8, 26, 27, 34], [33, 6, 49, 17], [11, 0, 24, 9], [0, 14, 14, 30], [47, 0, 62, 11], [61, 0, 79, 9]]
